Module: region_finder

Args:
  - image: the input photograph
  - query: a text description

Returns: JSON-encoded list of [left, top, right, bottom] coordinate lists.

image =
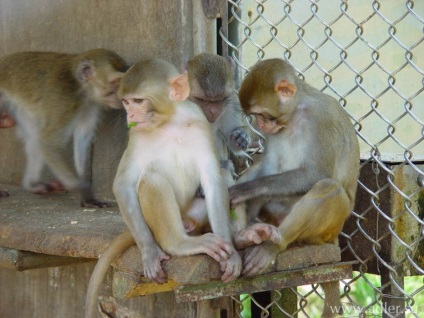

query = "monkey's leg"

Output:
[[243, 179, 350, 276], [73, 109, 98, 177], [139, 174, 232, 263], [40, 142, 110, 207], [277, 178, 350, 249], [21, 133, 47, 193]]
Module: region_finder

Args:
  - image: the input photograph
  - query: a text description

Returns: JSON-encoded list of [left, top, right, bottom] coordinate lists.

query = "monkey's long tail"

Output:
[[85, 230, 135, 318]]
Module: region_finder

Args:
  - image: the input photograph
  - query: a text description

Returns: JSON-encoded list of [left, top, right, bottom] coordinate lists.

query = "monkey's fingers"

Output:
[[242, 243, 278, 276], [144, 265, 168, 284], [81, 199, 112, 208], [251, 223, 281, 244], [230, 129, 250, 150], [142, 248, 171, 284], [200, 233, 232, 262], [234, 229, 262, 249], [220, 253, 242, 283]]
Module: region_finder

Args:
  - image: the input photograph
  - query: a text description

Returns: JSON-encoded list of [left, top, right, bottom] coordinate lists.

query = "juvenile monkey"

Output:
[[85, 59, 242, 318], [186, 53, 251, 162], [0, 49, 127, 207], [229, 58, 359, 317], [184, 53, 252, 232]]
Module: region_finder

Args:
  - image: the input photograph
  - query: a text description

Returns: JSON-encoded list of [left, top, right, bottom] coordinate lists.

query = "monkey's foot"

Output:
[[142, 246, 170, 284], [220, 250, 242, 283], [234, 223, 281, 249], [0, 190, 9, 197], [30, 182, 66, 194], [81, 199, 112, 208], [242, 241, 280, 276]]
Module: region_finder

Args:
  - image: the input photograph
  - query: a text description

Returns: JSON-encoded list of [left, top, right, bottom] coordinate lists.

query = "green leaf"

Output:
[[128, 122, 137, 129], [230, 209, 238, 221]]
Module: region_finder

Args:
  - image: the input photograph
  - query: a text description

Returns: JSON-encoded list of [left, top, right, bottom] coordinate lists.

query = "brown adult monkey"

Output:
[[229, 58, 359, 317], [0, 112, 15, 197], [85, 58, 242, 318], [0, 49, 127, 207]]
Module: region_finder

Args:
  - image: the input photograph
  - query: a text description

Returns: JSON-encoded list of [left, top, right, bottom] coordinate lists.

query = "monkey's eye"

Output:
[[121, 99, 129, 105], [134, 98, 144, 104]]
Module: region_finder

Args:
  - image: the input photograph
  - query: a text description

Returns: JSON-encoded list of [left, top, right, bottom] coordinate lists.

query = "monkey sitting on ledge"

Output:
[[85, 58, 242, 318], [229, 58, 360, 317]]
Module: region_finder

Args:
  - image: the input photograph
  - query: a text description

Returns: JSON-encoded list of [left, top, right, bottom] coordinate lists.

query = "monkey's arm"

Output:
[[229, 166, 328, 205], [113, 159, 170, 283], [196, 132, 242, 282]]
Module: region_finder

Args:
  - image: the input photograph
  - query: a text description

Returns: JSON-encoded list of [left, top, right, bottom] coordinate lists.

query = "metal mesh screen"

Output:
[[220, 0, 424, 317]]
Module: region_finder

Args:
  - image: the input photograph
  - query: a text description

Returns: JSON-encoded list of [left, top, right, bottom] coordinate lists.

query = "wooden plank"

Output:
[[0, 184, 126, 259], [174, 262, 354, 303], [112, 244, 343, 299], [0, 246, 90, 271]]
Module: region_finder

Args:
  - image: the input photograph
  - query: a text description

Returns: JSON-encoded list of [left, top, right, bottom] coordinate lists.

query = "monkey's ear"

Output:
[[76, 60, 95, 82], [274, 80, 297, 103], [169, 74, 190, 102]]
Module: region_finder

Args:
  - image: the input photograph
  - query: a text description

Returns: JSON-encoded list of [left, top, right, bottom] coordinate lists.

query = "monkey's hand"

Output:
[[230, 127, 251, 151], [220, 250, 242, 283], [234, 223, 281, 249], [242, 241, 280, 276], [142, 245, 171, 284], [198, 233, 234, 263]]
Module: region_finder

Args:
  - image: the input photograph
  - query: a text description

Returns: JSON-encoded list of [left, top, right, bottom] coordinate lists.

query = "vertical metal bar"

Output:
[[380, 268, 405, 318]]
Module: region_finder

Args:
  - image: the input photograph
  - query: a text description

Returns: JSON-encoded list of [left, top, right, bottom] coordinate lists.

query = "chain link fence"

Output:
[[219, 0, 424, 317]]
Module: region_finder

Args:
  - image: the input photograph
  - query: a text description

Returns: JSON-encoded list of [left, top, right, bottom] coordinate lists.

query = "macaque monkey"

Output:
[[184, 53, 252, 233], [229, 58, 359, 317], [186, 53, 251, 163], [85, 58, 242, 318], [0, 49, 127, 207], [0, 112, 15, 197]]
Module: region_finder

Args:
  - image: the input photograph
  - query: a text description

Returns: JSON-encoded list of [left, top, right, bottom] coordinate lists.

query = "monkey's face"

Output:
[[249, 106, 287, 135], [122, 94, 173, 131], [190, 97, 224, 123], [90, 70, 124, 109]]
